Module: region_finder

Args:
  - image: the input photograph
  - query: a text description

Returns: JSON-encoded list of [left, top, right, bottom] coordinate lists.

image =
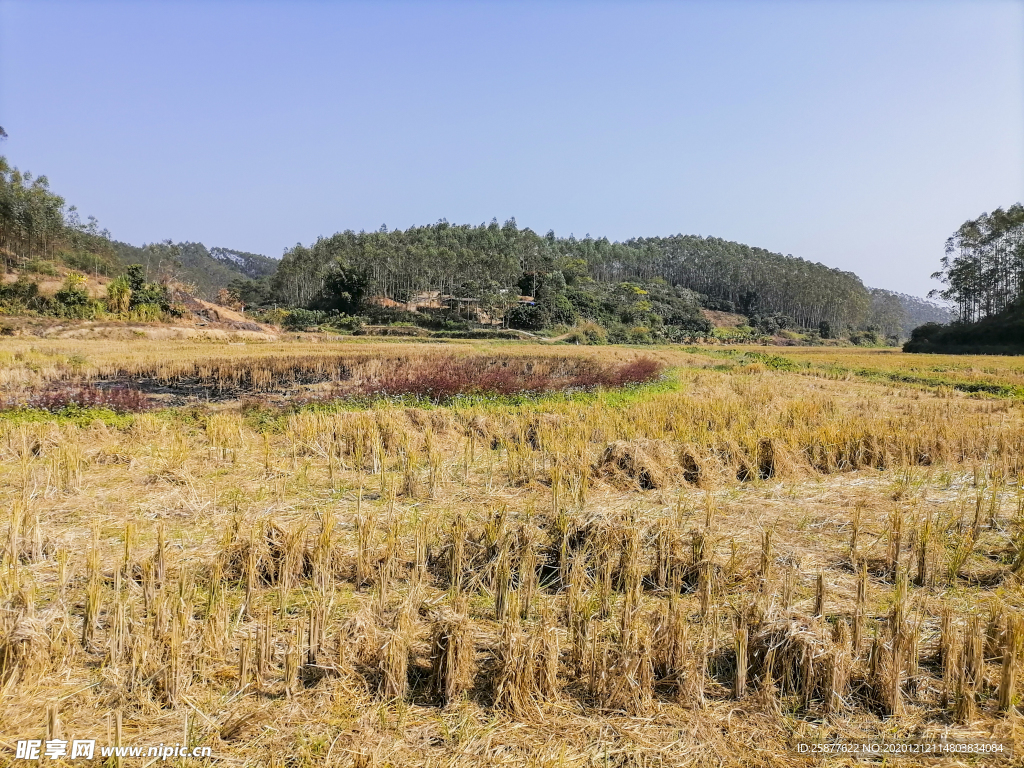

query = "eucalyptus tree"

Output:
[[931, 204, 1024, 321], [272, 219, 877, 331]]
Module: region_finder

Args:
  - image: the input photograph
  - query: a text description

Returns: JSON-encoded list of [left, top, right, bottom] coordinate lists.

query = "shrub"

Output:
[[431, 329, 522, 340], [564, 322, 607, 345], [713, 326, 763, 344], [22, 259, 58, 276], [323, 314, 364, 333], [283, 308, 329, 330], [2, 384, 151, 413], [849, 330, 881, 346], [106, 275, 132, 314], [626, 326, 654, 344], [361, 305, 423, 326], [312, 355, 666, 403], [253, 307, 290, 326], [0, 276, 47, 314], [52, 273, 96, 319], [411, 306, 470, 331], [701, 296, 735, 312], [903, 301, 1024, 354], [128, 303, 164, 322], [506, 303, 548, 331], [123, 264, 171, 310], [909, 322, 944, 342]]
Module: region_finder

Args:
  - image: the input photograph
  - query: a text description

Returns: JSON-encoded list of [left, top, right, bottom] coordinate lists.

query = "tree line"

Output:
[[904, 202, 1023, 354], [0, 154, 118, 275], [1, 137, 936, 341], [930, 204, 1024, 322], [267, 220, 880, 332]]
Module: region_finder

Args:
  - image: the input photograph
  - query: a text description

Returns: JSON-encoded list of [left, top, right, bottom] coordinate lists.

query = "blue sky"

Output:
[[1, 0, 1021, 297]]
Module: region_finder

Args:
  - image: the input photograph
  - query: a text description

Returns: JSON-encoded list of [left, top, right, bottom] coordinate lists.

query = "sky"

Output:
[[1, 0, 1022, 298]]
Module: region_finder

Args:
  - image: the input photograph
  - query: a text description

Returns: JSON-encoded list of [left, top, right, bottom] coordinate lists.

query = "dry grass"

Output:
[[1, 339, 1023, 766], [763, 346, 1024, 391]]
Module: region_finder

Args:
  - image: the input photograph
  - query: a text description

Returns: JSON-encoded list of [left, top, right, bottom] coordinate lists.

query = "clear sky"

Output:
[[1, 0, 1021, 297]]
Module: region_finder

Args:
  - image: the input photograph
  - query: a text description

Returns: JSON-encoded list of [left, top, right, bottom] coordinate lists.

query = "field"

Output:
[[2, 338, 1024, 767], [754, 347, 1024, 396]]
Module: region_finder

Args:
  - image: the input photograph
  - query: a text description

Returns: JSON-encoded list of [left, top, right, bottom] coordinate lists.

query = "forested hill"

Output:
[[112, 241, 277, 299], [269, 220, 883, 331], [619, 234, 868, 329], [869, 289, 952, 337], [0, 152, 276, 300], [0, 147, 944, 336]]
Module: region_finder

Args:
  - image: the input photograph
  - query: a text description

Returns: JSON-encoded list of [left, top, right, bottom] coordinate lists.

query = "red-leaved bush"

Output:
[[4, 355, 663, 412], [1, 385, 152, 413], [321, 355, 664, 403]]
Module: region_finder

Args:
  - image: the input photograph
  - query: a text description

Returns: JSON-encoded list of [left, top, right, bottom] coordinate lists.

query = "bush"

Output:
[[564, 321, 608, 345], [849, 330, 881, 346], [430, 329, 522, 340], [713, 326, 764, 344], [0, 276, 47, 314], [60, 249, 121, 277], [123, 264, 171, 311], [106, 275, 132, 314], [904, 301, 1024, 354], [750, 313, 793, 335], [406, 306, 470, 331], [252, 307, 289, 326], [283, 308, 329, 330], [128, 303, 164, 322], [908, 322, 944, 342], [658, 325, 712, 343], [22, 259, 58, 276], [626, 326, 654, 344], [506, 303, 548, 331], [358, 304, 418, 326], [701, 297, 735, 312], [52, 273, 96, 319], [323, 314, 364, 333]]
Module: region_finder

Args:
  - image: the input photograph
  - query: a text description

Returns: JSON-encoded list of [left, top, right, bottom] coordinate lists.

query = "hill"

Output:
[[2, 151, 938, 342], [111, 240, 277, 300], [1, 152, 277, 303], [868, 288, 952, 338], [268, 220, 908, 341], [893, 291, 953, 332]]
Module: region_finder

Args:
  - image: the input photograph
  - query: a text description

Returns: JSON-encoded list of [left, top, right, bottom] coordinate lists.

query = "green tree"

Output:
[[931, 203, 1024, 322]]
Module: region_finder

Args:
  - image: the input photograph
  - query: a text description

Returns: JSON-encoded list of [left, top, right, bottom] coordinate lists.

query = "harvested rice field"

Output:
[[2, 338, 1024, 767]]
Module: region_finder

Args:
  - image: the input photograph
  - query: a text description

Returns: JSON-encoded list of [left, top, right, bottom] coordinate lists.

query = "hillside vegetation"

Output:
[[906, 300, 1024, 355], [112, 240, 277, 300], [0, 154, 275, 307], [4, 151, 945, 345], [266, 222, 874, 332], [246, 220, 938, 346], [0, 156, 121, 277]]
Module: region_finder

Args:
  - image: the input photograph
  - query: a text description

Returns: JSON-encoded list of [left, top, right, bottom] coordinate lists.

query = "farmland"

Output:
[[2, 338, 1024, 766]]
